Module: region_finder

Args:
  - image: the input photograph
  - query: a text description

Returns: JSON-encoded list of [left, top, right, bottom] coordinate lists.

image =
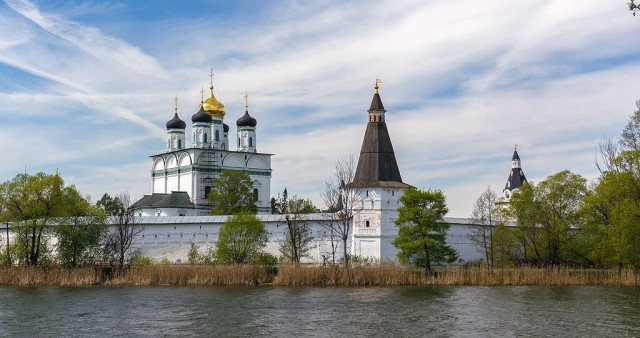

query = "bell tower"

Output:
[[350, 80, 412, 262]]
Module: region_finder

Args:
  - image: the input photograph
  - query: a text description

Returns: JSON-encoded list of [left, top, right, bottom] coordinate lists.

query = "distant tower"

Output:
[[503, 145, 528, 199], [166, 96, 186, 151], [236, 92, 257, 153], [350, 79, 412, 261]]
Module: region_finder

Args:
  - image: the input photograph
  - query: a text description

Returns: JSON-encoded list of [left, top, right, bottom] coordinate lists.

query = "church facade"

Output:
[[133, 72, 272, 215]]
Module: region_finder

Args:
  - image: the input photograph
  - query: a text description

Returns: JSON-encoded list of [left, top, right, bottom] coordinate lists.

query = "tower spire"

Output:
[[351, 82, 410, 188]]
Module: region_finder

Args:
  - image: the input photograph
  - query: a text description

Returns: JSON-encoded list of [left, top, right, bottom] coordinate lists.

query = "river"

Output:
[[0, 286, 638, 336]]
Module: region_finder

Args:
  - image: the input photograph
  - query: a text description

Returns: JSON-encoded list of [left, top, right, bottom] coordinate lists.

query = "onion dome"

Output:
[[236, 110, 257, 127], [166, 113, 186, 129], [202, 85, 225, 118], [223, 123, 229, 133], [192, 105, 212, 123]]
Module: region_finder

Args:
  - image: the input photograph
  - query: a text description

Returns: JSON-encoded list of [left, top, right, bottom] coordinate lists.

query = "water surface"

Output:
[[1, 286, 638, 336]]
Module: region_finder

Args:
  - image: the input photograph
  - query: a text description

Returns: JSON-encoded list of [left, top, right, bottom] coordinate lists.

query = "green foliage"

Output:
[[187, 242, 200, 264], [129, 249, 154, 266], [208, 170, 257, 215], [392, 188, 458, 273], [252, 252, 278, 274], [96, 193, 123, 216], [215, 212, 268, 264], [56, 192, 109, 268], [0, 172, 69, 266], [582, 168, 640, 269], [339, 254, 379, 267], [507, 170, 587, 265]]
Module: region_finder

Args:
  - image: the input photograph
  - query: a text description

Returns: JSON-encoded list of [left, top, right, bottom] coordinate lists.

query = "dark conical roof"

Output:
[[192, 106, 212, 123], [512, 149, 521, 161], [350, 85, 411, 188], [505, 149, 527, 192], [369, 91, 385, 111], [505, 168, 527, 191], [166, 113, 186, 129], [236, 110, 257, 127]]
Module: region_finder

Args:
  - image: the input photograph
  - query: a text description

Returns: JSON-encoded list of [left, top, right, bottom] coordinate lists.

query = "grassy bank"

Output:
[[0, 265, 638, 286]]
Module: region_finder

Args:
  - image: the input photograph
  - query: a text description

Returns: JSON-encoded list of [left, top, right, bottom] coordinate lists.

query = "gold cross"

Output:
[[244, 91, 249, 109], [209, 68, 214, 87], [200, 87, 204, 102]]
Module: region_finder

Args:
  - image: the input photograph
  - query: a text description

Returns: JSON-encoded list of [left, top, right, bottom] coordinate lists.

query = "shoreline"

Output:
[[0, 265, 638, 287]]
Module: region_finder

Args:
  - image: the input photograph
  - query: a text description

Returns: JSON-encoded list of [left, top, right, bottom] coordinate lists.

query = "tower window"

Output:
[[238, 137, 240, 147], [249, 137, 253, 147], [215, 130, 220, 141], [253, 188, 259, 201], [204, 133, 208, 143], [178, 139, 182, 149], [365, 220, 370, 228], [204, 186, 211, 199]]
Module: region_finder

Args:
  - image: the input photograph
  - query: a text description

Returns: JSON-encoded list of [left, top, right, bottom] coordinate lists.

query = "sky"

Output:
[[0, 0, 639, 217]]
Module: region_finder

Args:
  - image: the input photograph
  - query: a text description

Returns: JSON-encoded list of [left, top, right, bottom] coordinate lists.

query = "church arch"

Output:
[[247, 156, 268, 169], [153, 158, 165, 171]]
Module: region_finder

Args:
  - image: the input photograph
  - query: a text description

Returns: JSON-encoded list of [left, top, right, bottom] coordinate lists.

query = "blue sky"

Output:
[[1, 0, 639, 217]]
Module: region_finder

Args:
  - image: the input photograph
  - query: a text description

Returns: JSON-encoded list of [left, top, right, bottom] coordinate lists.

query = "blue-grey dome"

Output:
[[223, 123, 229, 133], [166, 113, 186, 129], [192, 106, 212, 123], [236, 110, 257, 127]]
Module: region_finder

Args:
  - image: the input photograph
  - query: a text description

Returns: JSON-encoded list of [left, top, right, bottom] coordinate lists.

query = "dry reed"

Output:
[[0, 265, 638, 287]]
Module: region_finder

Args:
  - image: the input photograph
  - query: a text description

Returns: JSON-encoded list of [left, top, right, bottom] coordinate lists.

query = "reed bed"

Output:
[[0, 265, 638, 286]]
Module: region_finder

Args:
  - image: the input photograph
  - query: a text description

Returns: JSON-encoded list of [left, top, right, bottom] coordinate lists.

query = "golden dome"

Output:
[[202, 85, 225, 118]]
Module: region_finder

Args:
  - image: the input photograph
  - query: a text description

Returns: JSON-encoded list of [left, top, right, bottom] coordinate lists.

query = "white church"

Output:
[[123, 72, 526, 264]]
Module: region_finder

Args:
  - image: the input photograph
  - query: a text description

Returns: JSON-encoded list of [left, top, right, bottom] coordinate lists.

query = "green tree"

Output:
[[508, 171, 587, 265], [208, 170, 257, 215], [56, 190, 108, 268], [0, 172, 68, 266], [99, 192, 144, 270], [583, 165, 640, 270], [392, 188, 457, 274], [215, 212, 268, 264], [273, 188, 317, 263], [468, 186, 498, 267]]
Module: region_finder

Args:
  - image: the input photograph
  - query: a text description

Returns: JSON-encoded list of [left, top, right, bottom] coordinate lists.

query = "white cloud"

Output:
[[1, 0, 639, 217]]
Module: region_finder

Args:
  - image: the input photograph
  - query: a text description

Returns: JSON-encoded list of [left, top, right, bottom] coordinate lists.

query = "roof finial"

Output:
[[375, 78, 382, 94], [200, 87, 204, 103], [209, 68, 214, 89], [514, 144, 518, 151], [244, 91, 249, 111], [174, 95, 178, 114]]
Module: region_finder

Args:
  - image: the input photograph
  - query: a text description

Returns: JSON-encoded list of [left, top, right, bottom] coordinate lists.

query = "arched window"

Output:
[[204, 133, 208, 143], [365, 220, 370, 228], [204, 186, 211, 199], [253, 188, 259, 201], [238, 137, 241, 147], [215, 130, 220, 141], [177, 139, 182, 149], [249, 137, 253, 147]]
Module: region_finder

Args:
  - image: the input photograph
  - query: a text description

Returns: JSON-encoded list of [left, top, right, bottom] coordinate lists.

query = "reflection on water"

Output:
[[0, 286, 638, 336]]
